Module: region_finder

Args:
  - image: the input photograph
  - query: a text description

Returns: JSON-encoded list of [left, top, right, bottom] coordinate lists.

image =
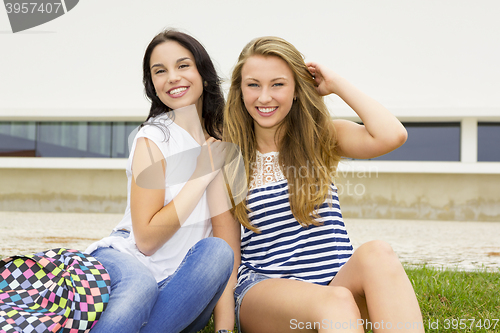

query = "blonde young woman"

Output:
[[220, 37, 425, 333]]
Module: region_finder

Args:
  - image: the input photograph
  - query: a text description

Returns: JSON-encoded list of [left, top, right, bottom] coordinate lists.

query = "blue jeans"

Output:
[[90, 235, 233, 333]]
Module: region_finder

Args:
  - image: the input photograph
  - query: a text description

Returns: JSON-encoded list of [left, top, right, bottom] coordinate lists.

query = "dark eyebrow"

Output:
[[150, 57, 192, 70], [176, 57, 191, 63]]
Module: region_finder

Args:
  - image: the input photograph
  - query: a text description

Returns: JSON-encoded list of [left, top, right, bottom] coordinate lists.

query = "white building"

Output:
[[1, 0, 499, 221]]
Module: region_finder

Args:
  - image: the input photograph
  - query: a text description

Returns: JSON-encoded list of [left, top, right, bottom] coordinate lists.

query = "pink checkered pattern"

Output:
[[0, 248, 111, 333]]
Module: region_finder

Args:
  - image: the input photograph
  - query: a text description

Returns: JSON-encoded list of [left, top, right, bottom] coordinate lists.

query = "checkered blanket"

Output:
[[0, 248, 111, 333]]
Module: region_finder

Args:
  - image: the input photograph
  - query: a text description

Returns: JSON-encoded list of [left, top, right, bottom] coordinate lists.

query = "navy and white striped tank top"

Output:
[[238, 175, 354, 286]]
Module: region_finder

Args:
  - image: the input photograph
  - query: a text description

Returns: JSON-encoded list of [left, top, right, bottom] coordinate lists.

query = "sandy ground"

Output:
[[1, 211, 499, 271]]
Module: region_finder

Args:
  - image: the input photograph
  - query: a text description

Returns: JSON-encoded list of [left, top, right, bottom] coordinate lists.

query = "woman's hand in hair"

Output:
[[306, 62, 345, 96]]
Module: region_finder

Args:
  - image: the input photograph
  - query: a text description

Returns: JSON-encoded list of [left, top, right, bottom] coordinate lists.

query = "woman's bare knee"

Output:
[[353, 240, 408, 285], [359, 240, 394, 255], [315, 286, 360, 320], [357, 240, 398, 265]]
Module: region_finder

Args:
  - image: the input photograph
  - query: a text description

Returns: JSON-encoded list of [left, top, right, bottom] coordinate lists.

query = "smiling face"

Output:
[[150, 41, 204, 112], [241, 55, 295, 135]]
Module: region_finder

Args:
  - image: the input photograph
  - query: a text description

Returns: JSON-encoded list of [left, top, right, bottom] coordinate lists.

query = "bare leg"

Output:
[[330, 240, 424, 332], [240, 278, 364, 333]]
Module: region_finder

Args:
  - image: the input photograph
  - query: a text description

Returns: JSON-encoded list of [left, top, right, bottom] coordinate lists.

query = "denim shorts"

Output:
[[234, 272, 272, 332]]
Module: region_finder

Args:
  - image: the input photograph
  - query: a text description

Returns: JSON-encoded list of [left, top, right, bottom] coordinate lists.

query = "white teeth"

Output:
[[169, 87, 187, 95], [257, 107, 277, 113]]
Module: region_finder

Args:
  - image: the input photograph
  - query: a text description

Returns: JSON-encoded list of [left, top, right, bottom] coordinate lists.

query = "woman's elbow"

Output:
[[395, 126, 408, 148], [381, 126, 407, 154], [136, 238, 159, 257]]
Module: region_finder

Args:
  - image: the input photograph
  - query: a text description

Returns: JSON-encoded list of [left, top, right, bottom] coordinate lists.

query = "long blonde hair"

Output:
[[223, 36, 341, 232]]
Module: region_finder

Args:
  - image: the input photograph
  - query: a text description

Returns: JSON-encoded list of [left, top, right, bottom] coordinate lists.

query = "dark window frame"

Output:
[[478, 122, 500, 162], [0, 121, 142, 158]]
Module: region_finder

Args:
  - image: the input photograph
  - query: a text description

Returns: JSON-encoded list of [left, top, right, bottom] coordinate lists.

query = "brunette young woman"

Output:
[[85, 30, 238, 333]]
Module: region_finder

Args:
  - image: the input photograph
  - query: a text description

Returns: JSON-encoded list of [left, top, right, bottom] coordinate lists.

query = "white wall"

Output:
[[1, 0, 500, 120], [1, 1, 499, 217]]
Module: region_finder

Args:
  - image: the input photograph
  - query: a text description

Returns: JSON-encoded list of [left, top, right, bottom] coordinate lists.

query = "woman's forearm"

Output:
[[212, 210, 241, 331], [132, 173, 213, 256], [331, 76, 407, 146]]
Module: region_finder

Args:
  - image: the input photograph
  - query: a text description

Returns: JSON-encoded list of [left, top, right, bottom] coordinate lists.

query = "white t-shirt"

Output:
[[85, 114, 212, 282]]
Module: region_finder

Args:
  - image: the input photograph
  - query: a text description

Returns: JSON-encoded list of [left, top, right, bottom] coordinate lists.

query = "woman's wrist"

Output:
[[326, 74, 347, 96], [216, 330, 234, 333]]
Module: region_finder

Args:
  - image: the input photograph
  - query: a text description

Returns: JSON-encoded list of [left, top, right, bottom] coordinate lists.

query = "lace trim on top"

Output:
[[249, 151, 285, 190]]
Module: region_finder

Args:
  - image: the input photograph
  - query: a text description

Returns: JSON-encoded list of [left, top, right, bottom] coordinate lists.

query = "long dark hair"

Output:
[[142, 29, 225, 139]]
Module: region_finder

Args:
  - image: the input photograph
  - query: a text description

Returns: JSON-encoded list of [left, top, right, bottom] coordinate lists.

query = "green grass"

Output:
[[1, 257, 497, 332], [407, 265, 500, 332], [197, 266, 500, 333]]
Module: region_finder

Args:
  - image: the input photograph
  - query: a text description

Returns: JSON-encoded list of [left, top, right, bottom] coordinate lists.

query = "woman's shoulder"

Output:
[[138, 114, 174, 141]]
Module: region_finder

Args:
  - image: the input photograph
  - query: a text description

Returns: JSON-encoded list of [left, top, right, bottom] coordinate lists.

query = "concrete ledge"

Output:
[[336, 173, 500, 222], [0, 158, 128, 170], [0, 168, 499, 221], [0, 169, 127, 213], [338, 160, 500, 174], [2, 158, 500, 174]]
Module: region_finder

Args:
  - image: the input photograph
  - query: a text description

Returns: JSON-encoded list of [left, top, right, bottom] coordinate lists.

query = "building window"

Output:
[[478, 122, 500, 162], [0, 122, 36, 156], [112, 122, 141, 158], [373, 122, 461, 161], [0, 121, 141, 158]]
